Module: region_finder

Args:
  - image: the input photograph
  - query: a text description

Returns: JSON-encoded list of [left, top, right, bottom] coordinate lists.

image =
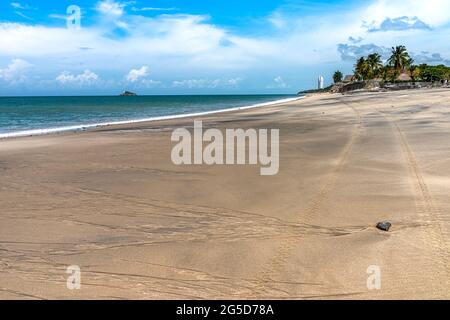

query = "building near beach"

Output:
[[397, 72, 412, 81], [318, 76, 324, 89], [343, 75, 356, 83]]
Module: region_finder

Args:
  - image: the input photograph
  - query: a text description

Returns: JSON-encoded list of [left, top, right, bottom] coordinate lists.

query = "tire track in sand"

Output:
[[372, 105, 450, 298], [250, 100, 362, 298]]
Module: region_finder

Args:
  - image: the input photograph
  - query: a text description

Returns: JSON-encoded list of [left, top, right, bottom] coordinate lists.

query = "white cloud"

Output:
[[96, 0, 126, 17], [227, 77, 243, 86], [48, 14, 69, 20], [267, 76, 289, 89], [172, 78, 243, 89], [11, 2, 34, 20], [362, 0, 450, 28], [0, 58, 32, 83], [10, 2, 29, 10], [131, 7, 178, 12], [115, 20, 129, 30], [126, 66, 149, 82], [56, 70, 99, 85], [365, 16, 431, 32], [337, 43, 390, 61], [14, 11, 33, 20], [268, 12, 287, 29], [172, 79, 220, 89], [140, 79, 162, 87]]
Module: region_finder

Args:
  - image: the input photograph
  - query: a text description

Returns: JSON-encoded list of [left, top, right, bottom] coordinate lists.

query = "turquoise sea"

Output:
[[0, 95, 300, 138]]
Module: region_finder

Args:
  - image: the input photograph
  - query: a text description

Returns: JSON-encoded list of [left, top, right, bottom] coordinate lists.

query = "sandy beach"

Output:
[[1, 88, 450, 299]]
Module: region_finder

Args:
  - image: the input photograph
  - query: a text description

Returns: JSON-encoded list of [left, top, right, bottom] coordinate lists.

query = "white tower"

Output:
[[318, 76, 324, 90]]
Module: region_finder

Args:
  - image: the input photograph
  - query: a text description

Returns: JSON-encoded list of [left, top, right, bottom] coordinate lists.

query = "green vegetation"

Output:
[[352, 45, 450, 83], [333, 70, 343, 83], [418, 64, 450, 82], [299, 84, 333, 94], [302, 45, 449, 94], [355, 57, 369, 80], [388, 45, 410, 70], [366, 53, 383, 79], [355, 54, 383, 80]]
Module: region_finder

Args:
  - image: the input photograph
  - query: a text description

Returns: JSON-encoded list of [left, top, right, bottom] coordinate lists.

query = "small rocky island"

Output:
[[120, 91, 137, 96]]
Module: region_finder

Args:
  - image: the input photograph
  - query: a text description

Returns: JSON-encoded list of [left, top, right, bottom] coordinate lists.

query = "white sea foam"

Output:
[[0, 96, 304, 139]]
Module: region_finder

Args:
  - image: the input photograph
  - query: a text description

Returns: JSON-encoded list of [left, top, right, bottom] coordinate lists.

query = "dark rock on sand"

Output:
[[376, 221, 392, 232]]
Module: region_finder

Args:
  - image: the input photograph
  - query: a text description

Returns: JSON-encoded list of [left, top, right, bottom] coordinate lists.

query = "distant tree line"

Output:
[[333, 46, 450, 84]]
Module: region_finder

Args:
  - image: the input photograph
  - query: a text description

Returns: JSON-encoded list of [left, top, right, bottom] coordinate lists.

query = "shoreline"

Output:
[[0, 96, 303, 140]]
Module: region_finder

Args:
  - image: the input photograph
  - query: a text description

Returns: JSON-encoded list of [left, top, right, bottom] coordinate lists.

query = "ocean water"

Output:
[[0, 95, 300, 138]]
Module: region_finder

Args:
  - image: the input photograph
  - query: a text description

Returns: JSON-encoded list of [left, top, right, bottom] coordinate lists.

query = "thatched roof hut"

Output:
[[397, 72, 412, 81], [343, 75, 355, 83]]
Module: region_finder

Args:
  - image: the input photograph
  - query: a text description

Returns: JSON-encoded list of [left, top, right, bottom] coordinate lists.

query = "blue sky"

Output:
[[1, 0, 450, 95]]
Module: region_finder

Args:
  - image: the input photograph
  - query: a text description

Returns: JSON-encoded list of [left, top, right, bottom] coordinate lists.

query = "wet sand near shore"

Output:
[[1, 88, 450, 299]]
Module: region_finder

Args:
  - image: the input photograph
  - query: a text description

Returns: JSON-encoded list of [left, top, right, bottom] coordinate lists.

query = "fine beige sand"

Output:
[[1, 89, 450, 299]]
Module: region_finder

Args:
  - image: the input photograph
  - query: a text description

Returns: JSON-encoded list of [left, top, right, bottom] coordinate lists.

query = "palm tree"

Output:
[[380, 66, 389, 82], [388, 46, 410, 71], [407, 58, 417, 82], [366, 53, 383, 79], [333, 70, 343, 83], [355, 57, 369, 80]]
